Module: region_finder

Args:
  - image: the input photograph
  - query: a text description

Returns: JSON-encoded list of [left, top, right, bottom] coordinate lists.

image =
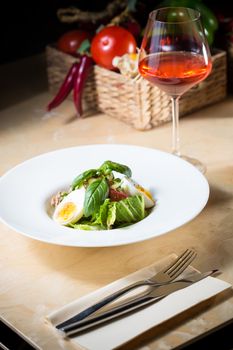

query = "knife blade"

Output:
[[58, 269, 218, 336]]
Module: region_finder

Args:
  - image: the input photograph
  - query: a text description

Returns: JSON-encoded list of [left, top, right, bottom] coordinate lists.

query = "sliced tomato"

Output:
[[109, 188, 128, 202]]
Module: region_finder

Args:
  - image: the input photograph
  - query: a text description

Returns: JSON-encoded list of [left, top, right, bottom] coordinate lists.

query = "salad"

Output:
[[50, 160, 155, 230]]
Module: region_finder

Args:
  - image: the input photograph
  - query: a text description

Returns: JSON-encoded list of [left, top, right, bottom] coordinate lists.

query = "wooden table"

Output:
[[0, 55, 233, 349]]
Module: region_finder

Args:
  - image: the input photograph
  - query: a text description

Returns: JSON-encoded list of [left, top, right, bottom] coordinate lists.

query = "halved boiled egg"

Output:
[[121, 177, 155, 208], [53, 187, 85, 225]]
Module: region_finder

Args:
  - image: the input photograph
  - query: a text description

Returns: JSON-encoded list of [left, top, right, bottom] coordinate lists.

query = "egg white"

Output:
[[53, 187, 85, 225], [121, 177, 155, 208]]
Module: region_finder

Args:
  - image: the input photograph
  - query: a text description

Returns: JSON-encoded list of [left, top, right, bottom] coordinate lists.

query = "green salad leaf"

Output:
[[71, 160, 131, 190], [94, 198, 110, 228], [70, 195, 147, 230], [70, 223, 102, 231], [53, 159, 155, 231], [93, 199, 117, 229], [107, 203, 117, 228], [99, 160, 132, 177], [84, 178, 109, 217], [71, 169, 99, 190], [115, 195, 145, 223]]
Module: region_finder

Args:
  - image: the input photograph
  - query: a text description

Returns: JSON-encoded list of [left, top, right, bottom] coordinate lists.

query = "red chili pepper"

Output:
[[73, 55, 93, 117], [47, 62, 80, 111]]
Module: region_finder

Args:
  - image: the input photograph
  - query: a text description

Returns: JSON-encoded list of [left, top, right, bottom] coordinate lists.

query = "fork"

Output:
[[56, 248, 196, 329]]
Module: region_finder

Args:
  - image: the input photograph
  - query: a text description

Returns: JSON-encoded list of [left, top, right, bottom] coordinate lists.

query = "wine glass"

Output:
[[138, 7, 212, 172]]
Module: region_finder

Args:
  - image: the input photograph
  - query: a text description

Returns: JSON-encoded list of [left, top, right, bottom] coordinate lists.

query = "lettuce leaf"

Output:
[[92, 199, 117, 229], [71, 223, 102, 231], [115, 195, 145, 224], [107, 203, 117, 228], [94, 199, 110, 228], [71, 195, 146, 231]]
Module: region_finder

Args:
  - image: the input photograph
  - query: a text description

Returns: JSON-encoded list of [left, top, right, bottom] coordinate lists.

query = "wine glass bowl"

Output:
[[138, 7, 212, 171]]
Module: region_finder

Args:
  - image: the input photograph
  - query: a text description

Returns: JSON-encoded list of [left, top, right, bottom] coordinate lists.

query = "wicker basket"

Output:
[[46, 46, 227, 130]]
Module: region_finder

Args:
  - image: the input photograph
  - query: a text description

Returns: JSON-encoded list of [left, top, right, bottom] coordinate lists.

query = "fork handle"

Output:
[[56, 280, 147, 329]]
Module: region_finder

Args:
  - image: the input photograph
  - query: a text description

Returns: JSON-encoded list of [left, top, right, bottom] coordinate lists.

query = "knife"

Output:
[[58, 269, 218, 336]]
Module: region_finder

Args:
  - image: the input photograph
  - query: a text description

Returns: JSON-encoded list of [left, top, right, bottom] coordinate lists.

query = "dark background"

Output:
[[0, 0, 232, 64], [1, 1, 112, 64]]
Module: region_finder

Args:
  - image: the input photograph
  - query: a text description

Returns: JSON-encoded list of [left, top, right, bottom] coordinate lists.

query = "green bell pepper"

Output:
[[158, 0, 218, 45]]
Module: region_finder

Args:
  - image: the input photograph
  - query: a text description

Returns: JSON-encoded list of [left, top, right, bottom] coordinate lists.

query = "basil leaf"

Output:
[[84, 178, 109, 217], [99, 160, 132, 177], [71, 169, 98, 190]]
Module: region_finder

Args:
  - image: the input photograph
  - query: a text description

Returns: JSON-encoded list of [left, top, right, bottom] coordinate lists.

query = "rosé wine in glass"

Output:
[[138, 7, 212, 172]]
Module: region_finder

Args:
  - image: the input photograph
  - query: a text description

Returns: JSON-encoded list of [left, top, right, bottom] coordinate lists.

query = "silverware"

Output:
[[59, 269, 218, 336], [56, 249, 196, 330]]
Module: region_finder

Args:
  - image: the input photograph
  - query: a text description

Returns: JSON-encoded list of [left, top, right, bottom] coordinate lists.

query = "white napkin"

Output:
[[46, 254, 231, 350]]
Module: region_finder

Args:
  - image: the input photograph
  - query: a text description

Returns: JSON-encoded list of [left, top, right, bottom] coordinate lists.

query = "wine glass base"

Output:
[[180, 155, 206, 174]]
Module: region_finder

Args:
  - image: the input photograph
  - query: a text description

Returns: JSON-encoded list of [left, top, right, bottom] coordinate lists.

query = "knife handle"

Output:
[[60, 292, 161, 336], [56, 279, 148, 329]]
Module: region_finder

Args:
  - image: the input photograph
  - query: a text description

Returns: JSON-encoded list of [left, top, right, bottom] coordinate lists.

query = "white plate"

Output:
[[0, 145, 209, 247]]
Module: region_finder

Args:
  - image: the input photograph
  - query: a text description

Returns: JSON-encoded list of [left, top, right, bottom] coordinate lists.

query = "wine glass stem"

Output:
[[171, 96, 181, 157]]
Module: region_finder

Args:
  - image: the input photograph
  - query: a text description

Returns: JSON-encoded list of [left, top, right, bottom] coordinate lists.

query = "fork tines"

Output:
[[165, 249, 197, 278]]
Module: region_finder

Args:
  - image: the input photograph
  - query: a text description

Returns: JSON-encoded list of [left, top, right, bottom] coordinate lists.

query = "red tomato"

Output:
[[57, 30, 92, 55], [90, 26, 137, 70], [109, 188, 128, 202]]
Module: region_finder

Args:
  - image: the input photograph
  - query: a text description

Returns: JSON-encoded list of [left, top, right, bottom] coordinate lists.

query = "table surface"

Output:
[[0, 55, 233, 350]]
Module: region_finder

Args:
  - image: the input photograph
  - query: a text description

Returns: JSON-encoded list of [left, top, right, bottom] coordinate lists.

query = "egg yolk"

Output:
[[58, 202, 76, 221], [136, 185, 153, 201]]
